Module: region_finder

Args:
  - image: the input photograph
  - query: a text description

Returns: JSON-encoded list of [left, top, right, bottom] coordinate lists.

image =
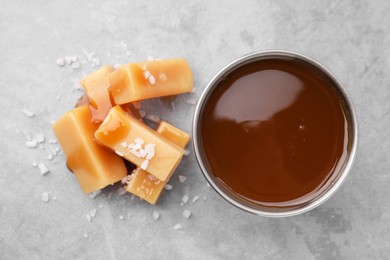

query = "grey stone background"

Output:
[[1, 0, 389, 259]]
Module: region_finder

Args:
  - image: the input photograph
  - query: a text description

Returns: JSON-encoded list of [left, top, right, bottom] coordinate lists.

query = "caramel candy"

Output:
[[80, 66, 114, 122], [126, 121, 190, 204], [52, 105, 127, 193], [109, 58, 193, 105], [94, 106, 185, 181]]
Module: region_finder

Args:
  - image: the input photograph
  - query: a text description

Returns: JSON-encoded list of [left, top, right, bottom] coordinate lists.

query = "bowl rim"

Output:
[[192, 50, 358, 217]]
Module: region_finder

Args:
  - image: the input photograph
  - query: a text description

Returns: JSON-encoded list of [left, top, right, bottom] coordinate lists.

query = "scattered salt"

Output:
[[86, 214, 92, 222], [173, 223, 182, 230], [119, 215, 124, 220], [164, 184, 173, 190], [182, 194, 190, 204], [115, 150, 124, 157], [90, 208, 97, 218], [186, 98, 197, 105], [46, 153, 54, 160], [92, 58, 101, 66], [22, 108, 35, 117], [117, 187, 127, 196], [148, 75, 156, 85], [184, 149, 190, 156], [25, 139, 38, 148], [41, 192, 49, 202], [65, 56, 73, 65], [146, 114, 160, 123], [183, 210, 191, 219], [152, 211, 160, 220], [192, 195, 200, 203], [144, 70, 151, 79], [56, 58, 65, 66], [178, 175, 187, 183], [36, 133, 45, 143], [32, 160, 38, 167], [144, 144, 155, 160], [120, 141, 128, 148], [89, 190, 102, 199], [140, 160, 149, 170], [38, 162, 50, 175]]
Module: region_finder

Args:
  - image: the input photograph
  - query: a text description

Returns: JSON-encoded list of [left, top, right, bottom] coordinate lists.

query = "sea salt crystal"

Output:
[[135, 138, 144, 145], [164, 184, 173, 190], [25, 139, 38, 148], [173, 223, 182, 230], [36, 133, 45, 143], [183, 210, 191, 219], [90, 208, 97, 218], [119, 215, 124, 220], [46, 153, 54, 160], [92, 58, 101, 66], [141, 160, 149, 170], [139, 149, 147, 158], [144, 144, 155, 160], [115, 150, 124, 157], [22, 108, 35, 117], [148, 75, 156, 85], [56, 58, 65, 66], [89, 190, 102, 198], [146, 114, 160, 123], [182, 194, 190, 204], [178, 175, 187, 183], [152, 211, 160, 220], [144, 70, 151, 79], [38, 162, 50, 175], [192, 195, 200, 203], [41, 192, 49, 202], [86, 214, 92, 222], [186, 98, 197, 105], [120, 141, 128, 148], [65, 56, 73, 65]]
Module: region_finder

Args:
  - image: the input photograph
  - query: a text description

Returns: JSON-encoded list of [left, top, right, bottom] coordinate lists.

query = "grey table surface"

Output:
[[1, 0, 389, 259]]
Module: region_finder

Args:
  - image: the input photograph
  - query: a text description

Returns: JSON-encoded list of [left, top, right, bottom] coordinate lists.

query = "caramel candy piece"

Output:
[[80, 66, 114, 122], [126, 121, 190, 204], [109, 58, 193, 105], [95, 106, 185, 181], [52, 105, 127, 193]]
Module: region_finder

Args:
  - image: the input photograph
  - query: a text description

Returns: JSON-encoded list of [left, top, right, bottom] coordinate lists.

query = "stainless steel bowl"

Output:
[[192, 50, 358, 217]]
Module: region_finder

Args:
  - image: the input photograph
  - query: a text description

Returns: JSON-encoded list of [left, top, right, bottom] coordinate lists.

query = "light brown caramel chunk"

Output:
[[94, 106, 185, 181], [80, 66, 114, 122], [52, 106, 127, 193], [126, 121, 190, 204], [109, 58, 193, 104]]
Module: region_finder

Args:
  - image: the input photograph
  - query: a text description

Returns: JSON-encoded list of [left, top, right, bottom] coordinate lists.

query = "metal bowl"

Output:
[[192, 50, 358, 217]]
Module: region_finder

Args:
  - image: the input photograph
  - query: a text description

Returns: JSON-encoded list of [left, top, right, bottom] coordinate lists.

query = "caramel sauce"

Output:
[[200, 58, 349, 207]]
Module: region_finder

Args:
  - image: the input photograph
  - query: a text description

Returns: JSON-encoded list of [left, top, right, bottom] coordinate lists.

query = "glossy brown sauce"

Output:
[[201, 58, 349, 207]]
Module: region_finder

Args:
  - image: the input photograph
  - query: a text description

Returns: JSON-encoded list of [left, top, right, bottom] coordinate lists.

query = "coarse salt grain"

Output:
[[192, 195, 200, 203], [183, 210, 191, 219], [182, 194, 190, 204], [90, 208, 97, 218], [119, 215, 124, 220], [92, 58, 101, 66], [26, 139, 38, 148], [178, 175, 187, 183], [164, 184, 173, 190], [152, 211, 160, 220], [36, 133, 45, 143], [141, 160, 149, 170], [173, 223, 182, 230], [56, 58, 65, 66], [38, 162, 50, 175], [86, 214, 92, 222], [41, 192, 49, 202], [144, 144, 155, 160], [46, 153, 54, 160], [186, 98, 197, 105], [89, 189, 102, 199], [22, 108, 35, 117], [120, 141, 128, 148], [149, 75, 156, 85], [115, 150, 124, 157], [144, 70, 151, 79]]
